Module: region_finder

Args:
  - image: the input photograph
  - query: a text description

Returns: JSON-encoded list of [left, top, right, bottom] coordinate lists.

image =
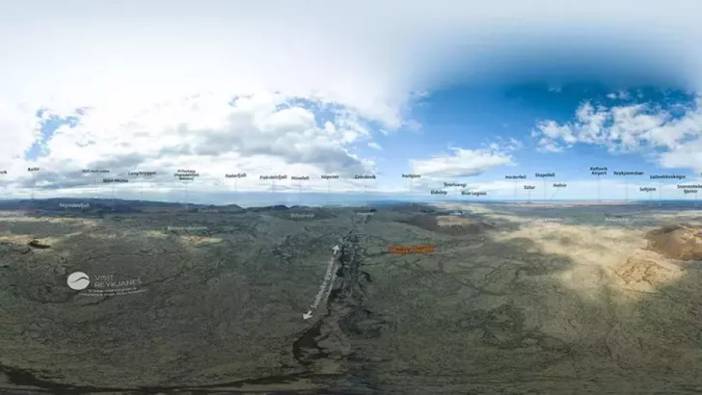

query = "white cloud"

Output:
[[658, 139, 702, 171], [606, 91, 631, 100], [368, 142, 382, 150], [8, 92, 377, 193], [410, 147, 512, 177], [533, 97, 702, 170], [0, 100, 37, 170], [3, 1, 702, 129]]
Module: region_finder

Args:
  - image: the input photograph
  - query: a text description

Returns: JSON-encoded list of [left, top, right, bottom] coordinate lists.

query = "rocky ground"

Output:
[[1, 199, 702, 393]]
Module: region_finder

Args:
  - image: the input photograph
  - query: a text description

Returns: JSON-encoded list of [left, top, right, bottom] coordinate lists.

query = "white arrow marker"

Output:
[[303, 245, 340, 320]]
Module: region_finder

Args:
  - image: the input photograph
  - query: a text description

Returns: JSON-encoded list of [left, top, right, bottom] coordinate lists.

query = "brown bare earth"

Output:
[[645, 225, 702, 260]]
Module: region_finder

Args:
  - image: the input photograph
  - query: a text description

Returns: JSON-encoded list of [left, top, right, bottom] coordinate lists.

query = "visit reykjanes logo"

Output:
[[66, 271, 90, 290]]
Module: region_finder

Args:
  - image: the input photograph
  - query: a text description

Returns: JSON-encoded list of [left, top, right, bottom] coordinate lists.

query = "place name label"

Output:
[[103, 178, 129, 183], [291, 176, 309, 181], [535, 172, 555, 178], [430, 189, 447, 195], [166, 226, 208, 231], [27, 167, 40, 172], [402, 174, 421, 178], [0, 170, 6, 175], [678, 184, 702, 194], [534, 218, 561, 224], [82, 169, 110, 174], [225, 172, 247, 178], [524, 185, 536, 190], [260, 174, 287, 180], [354, 174, 376, 179], [444, 182, 466, 188], [59, 203, 90, 209], [129, 171, 157, 177], [321, 174, 339, 180], [590, 166, 607, 176], [614, 171, 644, 176], [505, 175, 526, 179], [604, 217, 629, 222], [462, 191, 487, 196], [640, 187, 656, 192], [650, 174, 685, 180], [553, 183, 567, 188], [174, 169, 200, 180], [290, 213, 315, 219]]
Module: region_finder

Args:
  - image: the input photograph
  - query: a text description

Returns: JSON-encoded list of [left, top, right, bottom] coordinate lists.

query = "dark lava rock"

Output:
[[27, 239, 51, 249]]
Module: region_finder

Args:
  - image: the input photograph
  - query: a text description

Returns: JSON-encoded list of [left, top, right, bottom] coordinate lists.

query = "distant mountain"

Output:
[[0, 198, 244, 214]]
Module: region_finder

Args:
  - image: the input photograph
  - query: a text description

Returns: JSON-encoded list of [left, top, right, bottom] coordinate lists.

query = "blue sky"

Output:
[[368, 82, 699, 195], [26, 110, 80, 161]]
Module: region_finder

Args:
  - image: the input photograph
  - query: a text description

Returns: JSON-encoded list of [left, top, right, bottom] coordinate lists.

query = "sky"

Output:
[[1, 0, 702, 203]]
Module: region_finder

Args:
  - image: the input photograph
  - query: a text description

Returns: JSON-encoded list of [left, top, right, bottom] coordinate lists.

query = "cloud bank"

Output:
[[533, 96, 702, 171], [410, 147, 513, 177]]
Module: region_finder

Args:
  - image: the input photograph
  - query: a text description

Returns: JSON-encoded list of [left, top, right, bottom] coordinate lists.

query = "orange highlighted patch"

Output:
[[388, 244, 435, 255]]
